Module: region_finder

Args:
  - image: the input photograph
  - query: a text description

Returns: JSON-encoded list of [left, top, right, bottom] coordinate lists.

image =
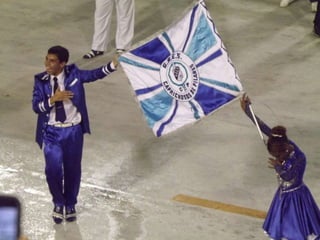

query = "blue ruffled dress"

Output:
[[262, 140, 320, 240], [244, 104, 320, 240]]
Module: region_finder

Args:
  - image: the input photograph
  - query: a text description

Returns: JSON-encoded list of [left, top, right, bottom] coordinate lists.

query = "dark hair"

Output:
[[48, 45, 69, 63], [267, 125, 288, 151]]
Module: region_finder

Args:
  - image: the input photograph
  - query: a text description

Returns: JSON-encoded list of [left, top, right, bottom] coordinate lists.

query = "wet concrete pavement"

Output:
[[0, 0, 320, 239]]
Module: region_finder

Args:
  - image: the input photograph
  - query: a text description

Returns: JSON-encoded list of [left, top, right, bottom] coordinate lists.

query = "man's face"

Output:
[[44, 53, 65, 76]]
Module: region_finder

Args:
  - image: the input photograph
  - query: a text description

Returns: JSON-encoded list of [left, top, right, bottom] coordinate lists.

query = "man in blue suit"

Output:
[[32, 45, 118, 224]]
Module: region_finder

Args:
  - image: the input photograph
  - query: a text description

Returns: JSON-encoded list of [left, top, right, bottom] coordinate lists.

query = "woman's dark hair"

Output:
[[48, 45, 69, 63], [267, 125, 288, 151]]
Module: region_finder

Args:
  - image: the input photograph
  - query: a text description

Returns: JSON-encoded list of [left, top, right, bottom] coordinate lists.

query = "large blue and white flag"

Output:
[[119, 0, 243, 137]]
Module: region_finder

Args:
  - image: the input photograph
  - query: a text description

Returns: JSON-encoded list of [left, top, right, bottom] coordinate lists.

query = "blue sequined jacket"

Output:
[[32, 63, 115, 148]]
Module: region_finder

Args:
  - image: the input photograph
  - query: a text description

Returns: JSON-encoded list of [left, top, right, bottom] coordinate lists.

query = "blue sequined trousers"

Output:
[[43, 124, 83, 208]]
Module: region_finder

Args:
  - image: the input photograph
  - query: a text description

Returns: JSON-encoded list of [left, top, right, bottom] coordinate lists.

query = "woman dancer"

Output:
[[240, 94, 320, 240]]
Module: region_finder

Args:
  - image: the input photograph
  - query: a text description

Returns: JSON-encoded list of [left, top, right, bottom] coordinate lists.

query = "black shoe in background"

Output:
[[83, 50, 104, 59]]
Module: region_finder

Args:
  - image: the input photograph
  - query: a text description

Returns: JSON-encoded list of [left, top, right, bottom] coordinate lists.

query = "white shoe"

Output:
[[311, 2, 318, 12], [280, 0, 295, 7]]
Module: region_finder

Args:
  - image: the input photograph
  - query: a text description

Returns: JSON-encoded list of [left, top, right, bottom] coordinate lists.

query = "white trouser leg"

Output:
[[279, 0, 295, 7], [115, 0, 135, 50], [311, 1, 318, 12], [91, 0, 114, 51]]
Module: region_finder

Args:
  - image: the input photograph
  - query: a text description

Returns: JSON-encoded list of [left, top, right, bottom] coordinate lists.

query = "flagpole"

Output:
[[248, 104, 265, 143]]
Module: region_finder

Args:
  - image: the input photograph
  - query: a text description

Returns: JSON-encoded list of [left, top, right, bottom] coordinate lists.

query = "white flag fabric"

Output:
[[119, 0, 243, 137]]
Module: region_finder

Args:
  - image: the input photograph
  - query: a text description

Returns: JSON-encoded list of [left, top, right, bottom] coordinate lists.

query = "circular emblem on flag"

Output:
[[160, 52, 200, 101]]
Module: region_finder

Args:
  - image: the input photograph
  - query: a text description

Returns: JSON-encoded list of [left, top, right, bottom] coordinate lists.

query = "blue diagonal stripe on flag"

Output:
[[119, 0, 243, 137]]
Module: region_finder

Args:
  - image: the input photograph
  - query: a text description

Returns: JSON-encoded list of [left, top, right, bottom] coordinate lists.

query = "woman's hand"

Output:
[[240, 93, 251, 111], [268, 157, 282, 169]]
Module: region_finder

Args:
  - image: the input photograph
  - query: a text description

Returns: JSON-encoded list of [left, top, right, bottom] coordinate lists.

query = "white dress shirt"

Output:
[[48, 71, 81, 125]]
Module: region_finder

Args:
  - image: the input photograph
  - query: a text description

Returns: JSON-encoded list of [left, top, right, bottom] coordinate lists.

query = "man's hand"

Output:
[[50, 88, 74, 105], [112, 54, 119, 68]]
